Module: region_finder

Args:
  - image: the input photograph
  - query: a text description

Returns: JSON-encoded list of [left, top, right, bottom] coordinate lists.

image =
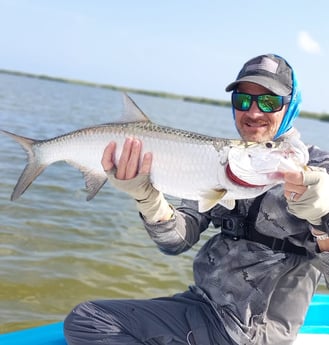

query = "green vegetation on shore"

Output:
[[1, 69, 329, 121]]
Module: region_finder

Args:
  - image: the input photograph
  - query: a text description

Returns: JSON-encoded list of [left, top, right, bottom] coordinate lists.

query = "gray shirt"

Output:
[[143, 143, 329, 345]]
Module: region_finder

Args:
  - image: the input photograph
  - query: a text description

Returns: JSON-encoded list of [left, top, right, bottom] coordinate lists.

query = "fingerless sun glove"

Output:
[[287, 167, 329, 226], [106, 169, 173, 224]]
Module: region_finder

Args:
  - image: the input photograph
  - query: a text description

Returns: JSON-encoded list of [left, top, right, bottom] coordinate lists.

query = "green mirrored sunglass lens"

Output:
[[235, 94, 251, 110], [258, 95, 282, 112]]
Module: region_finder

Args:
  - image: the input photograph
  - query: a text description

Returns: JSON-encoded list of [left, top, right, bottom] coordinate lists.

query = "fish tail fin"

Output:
[[1, 130, 46, 201]]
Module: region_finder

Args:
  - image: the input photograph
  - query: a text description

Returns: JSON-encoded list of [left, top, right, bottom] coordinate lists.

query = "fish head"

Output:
[[226, 136, 309, 187]]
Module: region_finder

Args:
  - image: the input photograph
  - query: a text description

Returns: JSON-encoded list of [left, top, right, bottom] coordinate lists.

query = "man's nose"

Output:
[[247, 100, 264, 116]]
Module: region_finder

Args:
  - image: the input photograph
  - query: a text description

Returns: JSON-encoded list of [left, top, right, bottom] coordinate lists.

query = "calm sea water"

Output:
[[1, 73, 329, 334]]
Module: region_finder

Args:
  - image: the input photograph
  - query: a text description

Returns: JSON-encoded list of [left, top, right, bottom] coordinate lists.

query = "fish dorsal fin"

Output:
[[121, 93, 151, 123]]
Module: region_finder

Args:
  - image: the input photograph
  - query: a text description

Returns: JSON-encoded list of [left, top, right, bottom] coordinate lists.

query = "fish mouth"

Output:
[[226, 164, 265, 188]]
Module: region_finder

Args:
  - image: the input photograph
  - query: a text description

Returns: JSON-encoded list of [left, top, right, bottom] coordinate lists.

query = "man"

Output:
[[64, 54, 329, 345]]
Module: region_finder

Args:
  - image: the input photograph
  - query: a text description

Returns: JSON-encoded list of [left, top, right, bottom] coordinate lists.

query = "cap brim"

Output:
[[225, 75, 291, 96]]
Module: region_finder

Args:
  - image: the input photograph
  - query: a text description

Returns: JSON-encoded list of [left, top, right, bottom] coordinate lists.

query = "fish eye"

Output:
[[265, 142, 273, 148]]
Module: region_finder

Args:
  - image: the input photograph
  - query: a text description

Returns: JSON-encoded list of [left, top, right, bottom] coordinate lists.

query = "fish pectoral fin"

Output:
[[82, 171, 108, 201], [217, 199, 236, 210], [198, 189, 227, 212]]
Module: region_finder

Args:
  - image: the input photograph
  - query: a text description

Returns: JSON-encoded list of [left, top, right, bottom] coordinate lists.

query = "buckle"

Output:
[[221, 213, 246, 240]]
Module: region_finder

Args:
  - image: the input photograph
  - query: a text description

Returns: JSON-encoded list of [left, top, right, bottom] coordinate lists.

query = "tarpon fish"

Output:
[[1, 94, 309, 211]]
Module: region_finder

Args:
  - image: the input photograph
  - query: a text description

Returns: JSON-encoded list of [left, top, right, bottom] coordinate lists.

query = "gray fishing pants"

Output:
[[64, 290, 235, 345]]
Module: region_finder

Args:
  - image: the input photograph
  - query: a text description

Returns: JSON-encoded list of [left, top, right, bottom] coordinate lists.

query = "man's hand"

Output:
[[101, 137, 151, 179], [284, 167, 329, 226], [284, 167, 329, 251], [101, 138, 173, 223], [283, 170, 307, 204]]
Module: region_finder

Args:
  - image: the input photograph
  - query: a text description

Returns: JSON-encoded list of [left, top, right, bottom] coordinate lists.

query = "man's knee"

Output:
[[64, 301, 97, 345]]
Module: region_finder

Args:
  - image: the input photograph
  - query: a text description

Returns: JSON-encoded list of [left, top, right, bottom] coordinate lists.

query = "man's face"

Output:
[[234, 82, 287, 142]]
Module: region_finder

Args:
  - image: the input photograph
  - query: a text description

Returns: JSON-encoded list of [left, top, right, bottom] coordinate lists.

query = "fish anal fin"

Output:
[[82, 171, 108, 201], [121, 93, 151, 123], [198, 189, 227, 212]]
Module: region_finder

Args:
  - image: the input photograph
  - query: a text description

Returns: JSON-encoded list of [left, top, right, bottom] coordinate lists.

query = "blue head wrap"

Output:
[[273, 66, 301, 139]]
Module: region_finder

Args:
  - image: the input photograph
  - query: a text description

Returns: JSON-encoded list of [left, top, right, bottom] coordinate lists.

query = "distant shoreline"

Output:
[[1, 69, 328, 122]]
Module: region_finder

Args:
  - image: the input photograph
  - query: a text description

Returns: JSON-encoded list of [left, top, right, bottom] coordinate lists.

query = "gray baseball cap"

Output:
[[225, 54, 293, 96]]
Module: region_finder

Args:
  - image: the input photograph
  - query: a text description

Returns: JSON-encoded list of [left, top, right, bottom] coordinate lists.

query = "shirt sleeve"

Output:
[[307, 145, 329, 287], [142, 199, 212, 255]]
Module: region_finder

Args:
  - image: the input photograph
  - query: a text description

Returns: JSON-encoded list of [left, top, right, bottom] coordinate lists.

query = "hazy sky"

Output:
[[0, 0, 328, 112]]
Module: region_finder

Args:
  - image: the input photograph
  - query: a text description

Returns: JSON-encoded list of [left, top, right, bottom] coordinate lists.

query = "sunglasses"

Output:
[[232, 92, 291, 113]]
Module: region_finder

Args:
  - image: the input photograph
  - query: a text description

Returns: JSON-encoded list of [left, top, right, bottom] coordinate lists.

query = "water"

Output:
[[1, 73, 329, 334]]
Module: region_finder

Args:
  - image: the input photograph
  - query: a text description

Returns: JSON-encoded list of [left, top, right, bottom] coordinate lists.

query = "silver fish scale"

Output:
[[108, 121, 243, 148]]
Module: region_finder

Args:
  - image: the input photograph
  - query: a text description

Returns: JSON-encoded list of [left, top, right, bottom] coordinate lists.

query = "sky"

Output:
[[0, 0, 328, 113]]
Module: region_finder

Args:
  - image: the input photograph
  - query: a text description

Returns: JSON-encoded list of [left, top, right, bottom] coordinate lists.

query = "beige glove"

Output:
[[106, 169, 173, 224], [287, 167, 329, 225]]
